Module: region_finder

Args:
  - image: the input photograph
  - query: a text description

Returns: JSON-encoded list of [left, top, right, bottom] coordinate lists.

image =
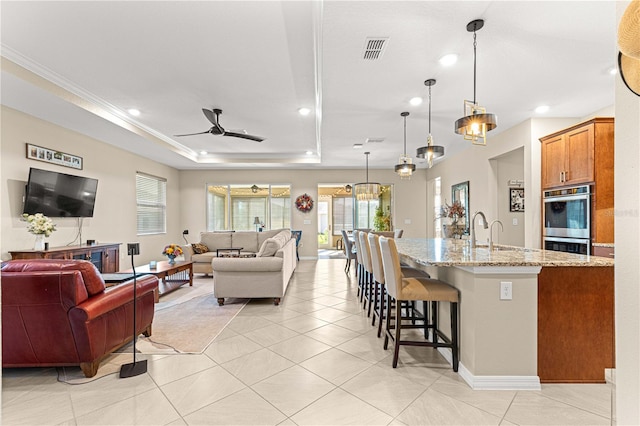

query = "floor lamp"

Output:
[[119, 242, 147, 378]]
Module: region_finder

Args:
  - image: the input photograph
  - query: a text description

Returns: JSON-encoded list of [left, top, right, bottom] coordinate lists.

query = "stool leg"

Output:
[[431, 301, 439, 344], [392, 300, 402, 368], [371, 281, 379, 326], [383, 294, 393, 350], [451, 301, 459, 372], [423, 301, 429, 340], [377, 284, 385, 338]]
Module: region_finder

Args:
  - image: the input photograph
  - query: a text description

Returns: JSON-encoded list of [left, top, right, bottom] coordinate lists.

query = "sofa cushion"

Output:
[[257, 228, 287, 247], [257, 238, 281, 257], [191, 242, 209, 254], [231, 232, 259, 253], [200, 232, 232, 251]]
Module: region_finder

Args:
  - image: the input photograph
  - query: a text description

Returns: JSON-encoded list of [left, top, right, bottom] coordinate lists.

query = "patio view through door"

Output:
[[317, 184, 354, 252], [317, 196, 331, 249]]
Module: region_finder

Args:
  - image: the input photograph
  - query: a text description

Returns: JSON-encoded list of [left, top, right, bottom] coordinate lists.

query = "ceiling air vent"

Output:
[[366, 138, 385, 144], [363, 37, 389, 60]]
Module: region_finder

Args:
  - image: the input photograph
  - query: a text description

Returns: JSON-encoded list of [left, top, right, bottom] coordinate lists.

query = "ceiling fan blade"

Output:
[[202, 108, 217, 125], [224, 131, 265, 142], [174, 130, 212, 137]]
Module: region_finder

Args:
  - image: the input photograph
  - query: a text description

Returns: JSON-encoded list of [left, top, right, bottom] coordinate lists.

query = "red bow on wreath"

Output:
[[295, 193, 314, 212]]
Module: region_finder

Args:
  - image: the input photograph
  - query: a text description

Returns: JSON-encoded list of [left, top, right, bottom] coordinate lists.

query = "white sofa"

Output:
[[183, 229, 297, 305]]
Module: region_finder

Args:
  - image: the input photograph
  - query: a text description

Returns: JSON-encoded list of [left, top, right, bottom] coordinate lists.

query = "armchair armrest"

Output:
[[180, 244, 194, 262], [71, 275, 158, 322]]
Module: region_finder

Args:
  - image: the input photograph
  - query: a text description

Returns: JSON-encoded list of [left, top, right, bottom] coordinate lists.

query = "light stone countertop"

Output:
[[394, 238, 615, 268]]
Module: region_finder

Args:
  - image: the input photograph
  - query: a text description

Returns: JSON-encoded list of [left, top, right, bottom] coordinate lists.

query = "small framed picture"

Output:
[[26, 143, 83, 170], [510, 188, 525, 212]]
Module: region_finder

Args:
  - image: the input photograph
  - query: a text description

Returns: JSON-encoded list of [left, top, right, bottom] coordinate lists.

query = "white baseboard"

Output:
[[456, 361, 541, 390]]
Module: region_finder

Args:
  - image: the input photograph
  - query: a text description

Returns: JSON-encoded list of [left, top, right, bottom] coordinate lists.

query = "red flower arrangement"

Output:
[[295, 193, 314, 212]]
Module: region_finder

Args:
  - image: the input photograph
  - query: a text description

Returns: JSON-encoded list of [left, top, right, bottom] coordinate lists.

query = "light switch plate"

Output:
[[512, 218, 518, 226], [404, 219, 411, 224], [303, 219, 311, 225]]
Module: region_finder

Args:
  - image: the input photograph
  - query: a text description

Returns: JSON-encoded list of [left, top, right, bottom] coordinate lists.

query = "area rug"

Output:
[[58, 286, 248, 384]]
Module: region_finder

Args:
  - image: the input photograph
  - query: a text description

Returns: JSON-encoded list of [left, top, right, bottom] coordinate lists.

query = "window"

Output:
[[136, 172, 166, 235], [333, 196, 354, 235], [206, 184, 291, 231]]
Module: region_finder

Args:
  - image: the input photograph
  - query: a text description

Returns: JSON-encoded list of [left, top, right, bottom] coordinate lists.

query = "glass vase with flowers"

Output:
[[162, 244, 184, 264], [439, 200, 466, 239], [22, 213, 56, 250]]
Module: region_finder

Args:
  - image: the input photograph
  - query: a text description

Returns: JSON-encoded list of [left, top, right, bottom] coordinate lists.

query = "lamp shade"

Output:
[[354, 151, 381, 200], [254, 216, 261, 225], [416, 78, 445, 167]]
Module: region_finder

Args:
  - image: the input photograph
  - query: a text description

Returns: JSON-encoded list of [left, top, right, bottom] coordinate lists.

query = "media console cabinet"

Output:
[[9, 243, 120, 273]]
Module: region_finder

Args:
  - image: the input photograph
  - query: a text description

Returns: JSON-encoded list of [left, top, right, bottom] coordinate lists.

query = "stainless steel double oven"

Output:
[[543, 185, 591, 255]]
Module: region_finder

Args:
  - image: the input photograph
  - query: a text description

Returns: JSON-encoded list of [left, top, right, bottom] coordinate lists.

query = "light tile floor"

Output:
[[2, 260, 613, 425]]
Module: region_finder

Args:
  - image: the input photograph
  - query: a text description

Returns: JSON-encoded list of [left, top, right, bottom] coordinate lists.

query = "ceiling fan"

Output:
[[174, 108, 265, 142]]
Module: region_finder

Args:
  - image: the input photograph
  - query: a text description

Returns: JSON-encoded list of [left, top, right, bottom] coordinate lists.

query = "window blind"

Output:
[[136, 172, 166, 235]]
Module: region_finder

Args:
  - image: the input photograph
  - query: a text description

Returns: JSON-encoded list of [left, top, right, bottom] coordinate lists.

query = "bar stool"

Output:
[[379, 236, 459, 371], [358, 231, 376, 316], [352, 230, 365, 303], [368, 233, 429, 337]]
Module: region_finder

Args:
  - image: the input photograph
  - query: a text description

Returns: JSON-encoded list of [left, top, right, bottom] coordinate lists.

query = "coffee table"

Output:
[[123, 260, 193, 302]]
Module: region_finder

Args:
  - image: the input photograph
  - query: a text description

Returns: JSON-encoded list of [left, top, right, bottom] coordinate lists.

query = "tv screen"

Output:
[[23, 168, 98, 217]]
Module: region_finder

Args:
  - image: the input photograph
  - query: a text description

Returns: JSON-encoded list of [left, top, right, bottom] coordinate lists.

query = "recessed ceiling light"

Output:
[[535, 105, 550, 114], [305, 150, 313, 155], [200, 150, 208, 155], [609, 67, 618, 75], [298, 107, 311, 116], [127, 108, 141, 116], [353, 144, 363, 149], [409, 97, 423, 106], [439, 53, 458, 67]]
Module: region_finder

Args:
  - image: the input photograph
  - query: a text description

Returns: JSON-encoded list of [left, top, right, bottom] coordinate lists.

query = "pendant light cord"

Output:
[[428, 84, 432, 134], [403, 115, 407, 156], [473, 29, 477, 105]]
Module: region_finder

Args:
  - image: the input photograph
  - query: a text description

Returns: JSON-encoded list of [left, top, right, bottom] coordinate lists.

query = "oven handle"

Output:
[[544, 236, 591, 244], [544, 194, 591, 203]]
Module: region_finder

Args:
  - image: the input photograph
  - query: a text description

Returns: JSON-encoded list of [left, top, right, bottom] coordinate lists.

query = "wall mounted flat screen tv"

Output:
[[23, 167, 98, 217]]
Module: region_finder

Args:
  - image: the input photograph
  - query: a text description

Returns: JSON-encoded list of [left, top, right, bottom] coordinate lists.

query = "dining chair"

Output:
[[341, 229, 357, 274], [379, 236, 459, 371]]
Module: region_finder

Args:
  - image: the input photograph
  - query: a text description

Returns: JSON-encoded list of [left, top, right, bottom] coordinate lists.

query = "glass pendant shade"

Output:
[[455, 19, 497, 146], [416, 78, 445, 168], [354, 151, 381, 201], [416, 134, 445, 168], [394, 112, 416, 179]]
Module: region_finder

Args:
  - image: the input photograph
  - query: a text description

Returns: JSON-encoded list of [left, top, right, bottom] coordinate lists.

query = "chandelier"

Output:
[[454, 19, 497, 145], [354, 152, 381, 201], [416, 78, 445, 167]]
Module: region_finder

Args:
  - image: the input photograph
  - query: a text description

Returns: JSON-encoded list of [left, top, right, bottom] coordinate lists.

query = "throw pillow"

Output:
[[192, 242, 209, 254], [256, 238, 281, 257]]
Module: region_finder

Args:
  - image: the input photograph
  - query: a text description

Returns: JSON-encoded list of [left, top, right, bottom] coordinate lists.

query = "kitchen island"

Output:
[[394, 238, 614, 390]]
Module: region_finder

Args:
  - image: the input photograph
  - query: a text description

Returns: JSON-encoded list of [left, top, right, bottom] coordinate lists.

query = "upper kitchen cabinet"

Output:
[[540, 118, 614, 190]]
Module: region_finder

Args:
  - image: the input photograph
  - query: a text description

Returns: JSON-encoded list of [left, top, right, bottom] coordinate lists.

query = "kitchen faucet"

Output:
[[470, 211, 488, 248], [489, 220, 504, 251]]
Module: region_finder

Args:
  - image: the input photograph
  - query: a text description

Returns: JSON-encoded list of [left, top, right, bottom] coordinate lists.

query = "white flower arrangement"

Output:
[[22, 213, 56, 236]]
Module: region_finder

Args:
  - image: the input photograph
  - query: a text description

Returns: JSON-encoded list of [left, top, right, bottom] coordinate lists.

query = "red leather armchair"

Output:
[[1, 259, 158, 377]]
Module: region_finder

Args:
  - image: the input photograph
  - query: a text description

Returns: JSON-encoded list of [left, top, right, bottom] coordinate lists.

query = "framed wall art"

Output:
[[509, 188, 525, 212], [26, 143, 83, 170]]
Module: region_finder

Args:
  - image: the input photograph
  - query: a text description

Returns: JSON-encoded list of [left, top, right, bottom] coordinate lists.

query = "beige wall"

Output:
[[1, 106, 182, 267], [493, 147, 525, 247], [178, 168, 429, 259]]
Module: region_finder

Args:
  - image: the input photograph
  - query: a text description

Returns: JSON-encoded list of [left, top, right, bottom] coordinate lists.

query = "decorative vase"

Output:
[[34, 234, 45, 251], [167, 255, 176, 264]]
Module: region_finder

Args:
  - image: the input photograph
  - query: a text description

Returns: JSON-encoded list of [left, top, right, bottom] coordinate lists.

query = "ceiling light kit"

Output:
[[394, 112, 416, 180], [409, 97, 423, 106], [416, 79, 445, 168], [127, 108, 141, 117], [354, 151, 381, 201], [454, 19, 497, 146], [535, 105, 550, 114]]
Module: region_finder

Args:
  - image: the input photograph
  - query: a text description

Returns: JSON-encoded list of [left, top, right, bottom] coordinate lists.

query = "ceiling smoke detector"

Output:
[[363, 37, 389, 60]]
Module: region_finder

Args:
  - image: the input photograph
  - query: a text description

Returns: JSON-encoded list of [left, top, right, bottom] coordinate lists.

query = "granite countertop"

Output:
[[394, 238, 615, 268]]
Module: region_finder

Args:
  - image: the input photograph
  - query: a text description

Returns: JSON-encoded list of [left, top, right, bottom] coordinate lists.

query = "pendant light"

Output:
[[454, 19, 497, 146], [394, 112, 416, 179], [354, 151, 381, 201], [416, 78, 445, 167]]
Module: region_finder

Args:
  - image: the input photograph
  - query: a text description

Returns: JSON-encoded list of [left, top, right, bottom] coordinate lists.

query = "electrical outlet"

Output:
[[512, 218, 518, 226], [500, 281, 512, 300]]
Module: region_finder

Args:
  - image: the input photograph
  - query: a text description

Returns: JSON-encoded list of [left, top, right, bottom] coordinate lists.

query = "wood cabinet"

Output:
[[540, 117, 615, 244], [9, 243, 121, 273]]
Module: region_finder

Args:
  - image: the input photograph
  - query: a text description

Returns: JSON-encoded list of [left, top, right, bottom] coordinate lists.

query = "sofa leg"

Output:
[[217, 298, 225, 306], [273, 298, 281, 306], [142, 324, 152, 337], [80, 360, 101, 378]]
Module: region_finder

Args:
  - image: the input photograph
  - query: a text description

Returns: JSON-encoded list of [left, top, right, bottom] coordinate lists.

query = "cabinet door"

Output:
[[542, 134, 566, 188], [102, 247, 119, 273], [564, 124, 594, 185]]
